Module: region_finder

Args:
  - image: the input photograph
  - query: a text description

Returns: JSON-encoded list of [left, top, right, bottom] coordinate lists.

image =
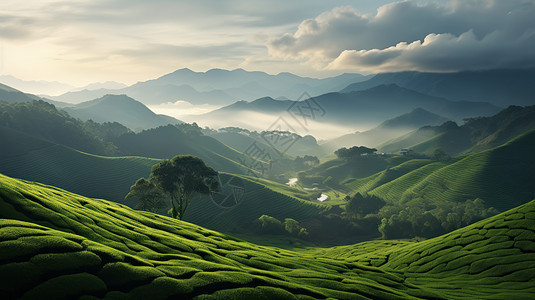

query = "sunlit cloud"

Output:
[[1, 0, 532, 85], [0, 0, 388, 85], [268, 0, 535, 72]]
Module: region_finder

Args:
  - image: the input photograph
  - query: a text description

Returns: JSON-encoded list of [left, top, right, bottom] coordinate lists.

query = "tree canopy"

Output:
[[335, 146, 377, 158], [125, 178, 165, 213], [149, 155, 219, 220]]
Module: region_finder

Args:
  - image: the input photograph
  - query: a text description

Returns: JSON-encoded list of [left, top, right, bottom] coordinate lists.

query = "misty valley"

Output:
[[1, 66, 535, 299], [1, 1, 535, 299]]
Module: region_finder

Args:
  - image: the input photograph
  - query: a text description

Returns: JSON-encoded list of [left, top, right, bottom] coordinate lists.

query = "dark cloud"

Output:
[[268, 0, 535, 72]]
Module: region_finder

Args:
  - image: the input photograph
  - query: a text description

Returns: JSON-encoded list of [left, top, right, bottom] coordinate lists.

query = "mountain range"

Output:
[[200, 84, 500, 132], [46, 68, 370, 105], [342, 68, 535, 107]]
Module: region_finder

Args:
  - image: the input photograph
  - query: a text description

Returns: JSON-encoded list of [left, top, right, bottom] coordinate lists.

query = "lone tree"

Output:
[[125, 178, 165, 213], [150, 155, 219, 220]]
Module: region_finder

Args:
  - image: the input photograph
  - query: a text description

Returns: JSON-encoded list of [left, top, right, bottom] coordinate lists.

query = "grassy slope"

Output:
[[185, 174, 329, 233], [345, 129, 535, 211], [0, 173, 443, 300], [0, 126, 157, 203], [317, 199, 535, 299], [0, 126, 328, 235], [2, 173, 534, 299]]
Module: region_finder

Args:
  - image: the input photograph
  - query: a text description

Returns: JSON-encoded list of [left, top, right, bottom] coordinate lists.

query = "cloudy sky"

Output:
[[1, 0, 534, 86]]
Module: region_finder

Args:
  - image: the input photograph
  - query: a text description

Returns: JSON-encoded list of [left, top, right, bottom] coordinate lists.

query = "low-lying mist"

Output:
[[180, 110, 362, 140]]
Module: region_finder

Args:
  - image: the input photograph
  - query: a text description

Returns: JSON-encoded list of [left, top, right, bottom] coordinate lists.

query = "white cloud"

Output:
[[268, 0, 535, 72]]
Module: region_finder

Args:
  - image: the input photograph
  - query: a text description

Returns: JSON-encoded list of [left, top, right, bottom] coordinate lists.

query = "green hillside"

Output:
[[0, 100, 121, 155], [112, 124, 259, 175], [316, 199, 535, 299], [205, 127, 327, 158], [375, 129, 535, 211], [0, 124, 259, 200], [0, 173, 440, 299], [0, 126, 330, 238], [185, 174, 328, 233], [1, 173, 534, 299], [0, 126, 158, 203]]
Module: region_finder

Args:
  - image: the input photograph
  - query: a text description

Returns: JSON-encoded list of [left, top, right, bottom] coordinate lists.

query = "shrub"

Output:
[[255, 215, 284, 234]]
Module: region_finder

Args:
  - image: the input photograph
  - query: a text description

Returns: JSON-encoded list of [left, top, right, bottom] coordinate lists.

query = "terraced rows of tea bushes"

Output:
[[0, 173, 444, 299], [345, 129, 535, 211], [319, 199, 535, 299], [343, 159, 437, 198]]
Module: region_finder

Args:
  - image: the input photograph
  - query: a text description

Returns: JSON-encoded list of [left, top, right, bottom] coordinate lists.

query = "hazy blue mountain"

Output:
[[341, 68, 535, 107], [203, 84, 499, 130], [63, 94, 182, 131], [323, 108, 450, 150], [72, 81, 127, 91], [47, 68, 370, 105], [0, 82, 71, 108], [0, 83, 39, 103], [379, 105, 535, 155], [0, 75, 74, 95]]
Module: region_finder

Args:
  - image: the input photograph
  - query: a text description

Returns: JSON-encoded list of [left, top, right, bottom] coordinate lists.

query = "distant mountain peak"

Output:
[[250, 96, 277, 104], [367, 83, 402, 91], [379, 107, 450, 129]]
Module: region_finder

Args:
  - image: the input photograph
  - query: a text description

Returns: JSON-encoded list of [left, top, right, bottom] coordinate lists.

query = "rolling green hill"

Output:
[[1, 173, 534, 299], [313, 198, 535, 299], [111, 124, 259, 175], [0, 126, 331, 238], [0, 100, 121, 155], [0, 125, 158, 203], [368, 129, 535, 211], [185, 173, 328, 233]]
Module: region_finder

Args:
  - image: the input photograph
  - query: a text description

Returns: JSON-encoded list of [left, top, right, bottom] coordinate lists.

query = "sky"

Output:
[[1, 0, 534, 87]]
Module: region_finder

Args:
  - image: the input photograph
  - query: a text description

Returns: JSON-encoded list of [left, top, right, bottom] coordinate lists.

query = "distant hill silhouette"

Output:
[[324, 108, 450, 150], [204, 84, 499, 128], [342, 68, 535, 107], [380, 105, 535, 155], [48, 68, 370, 105], [64, 94, 182, 131]]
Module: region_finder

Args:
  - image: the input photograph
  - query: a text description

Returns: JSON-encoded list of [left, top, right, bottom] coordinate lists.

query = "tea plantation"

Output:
[[1, 173, 534, 299]]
